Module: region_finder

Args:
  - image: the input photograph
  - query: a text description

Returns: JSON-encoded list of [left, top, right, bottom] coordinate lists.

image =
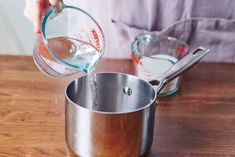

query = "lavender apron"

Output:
[[65, 0, 235, 62]]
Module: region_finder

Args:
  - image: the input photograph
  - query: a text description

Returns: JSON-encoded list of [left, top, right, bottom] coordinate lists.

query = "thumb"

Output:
[[49, 0, 59, 6]]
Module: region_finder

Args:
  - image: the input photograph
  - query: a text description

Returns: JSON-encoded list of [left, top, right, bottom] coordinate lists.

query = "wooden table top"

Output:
[[0, 55, 235, 157]]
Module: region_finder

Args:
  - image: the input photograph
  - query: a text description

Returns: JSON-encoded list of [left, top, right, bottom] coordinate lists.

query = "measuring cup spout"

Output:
[[151, 47, 210, 93]]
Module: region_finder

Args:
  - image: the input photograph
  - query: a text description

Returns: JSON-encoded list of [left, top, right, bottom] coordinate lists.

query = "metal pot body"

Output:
[[65, 73, 157, 157]]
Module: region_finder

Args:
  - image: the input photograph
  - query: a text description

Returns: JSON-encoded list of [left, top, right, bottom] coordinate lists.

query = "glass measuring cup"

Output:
[[132, 33, 188, 96], [33, 0, 105, 78]]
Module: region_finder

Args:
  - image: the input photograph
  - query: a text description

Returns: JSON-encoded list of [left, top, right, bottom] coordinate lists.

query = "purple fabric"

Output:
[[65, 0, 235, 62]]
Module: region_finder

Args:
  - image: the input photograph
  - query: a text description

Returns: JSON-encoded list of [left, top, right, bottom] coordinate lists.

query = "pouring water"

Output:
[[48, 37, 100, 110]]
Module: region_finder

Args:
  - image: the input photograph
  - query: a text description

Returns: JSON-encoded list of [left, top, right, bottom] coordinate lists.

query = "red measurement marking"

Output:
[[132, 53, 141, 64], [91, 29, 100, 50], [177, 46, 186, 55], [82, 29, 92, 45]]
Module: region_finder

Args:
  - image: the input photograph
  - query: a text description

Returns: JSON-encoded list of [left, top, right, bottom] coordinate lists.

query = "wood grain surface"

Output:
[[0, 55, 235, 157]]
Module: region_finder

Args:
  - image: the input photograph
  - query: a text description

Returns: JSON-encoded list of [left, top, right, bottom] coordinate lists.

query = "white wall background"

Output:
[[0, 0, 35, 55]]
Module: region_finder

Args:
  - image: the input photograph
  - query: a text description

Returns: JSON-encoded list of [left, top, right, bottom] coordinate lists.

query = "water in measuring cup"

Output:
[[47, 37, 100, 110], [47, 37, 100, 73]]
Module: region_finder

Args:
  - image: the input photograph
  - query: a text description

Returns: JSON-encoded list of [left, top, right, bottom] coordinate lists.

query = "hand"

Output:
[[24, 0, 59, 33]]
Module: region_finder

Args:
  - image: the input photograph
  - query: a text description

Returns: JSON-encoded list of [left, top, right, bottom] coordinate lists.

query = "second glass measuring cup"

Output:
[[132, 33, 188, 96], [34, 0, 105, 78]]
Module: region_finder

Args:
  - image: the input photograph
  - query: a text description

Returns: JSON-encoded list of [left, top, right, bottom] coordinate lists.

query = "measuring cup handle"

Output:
[[154, 47, 210, 92], [52, 0, 65, 15]]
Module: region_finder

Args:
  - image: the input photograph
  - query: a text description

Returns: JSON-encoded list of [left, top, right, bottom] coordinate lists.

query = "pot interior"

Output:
[[66, 73, 156, 113]]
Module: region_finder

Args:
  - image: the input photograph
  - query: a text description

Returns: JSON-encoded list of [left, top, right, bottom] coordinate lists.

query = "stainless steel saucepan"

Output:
[[65, 47, 209, 157]]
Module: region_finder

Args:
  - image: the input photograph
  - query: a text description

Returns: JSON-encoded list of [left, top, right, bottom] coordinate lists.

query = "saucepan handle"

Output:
[[151, 47, 210, 93]]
